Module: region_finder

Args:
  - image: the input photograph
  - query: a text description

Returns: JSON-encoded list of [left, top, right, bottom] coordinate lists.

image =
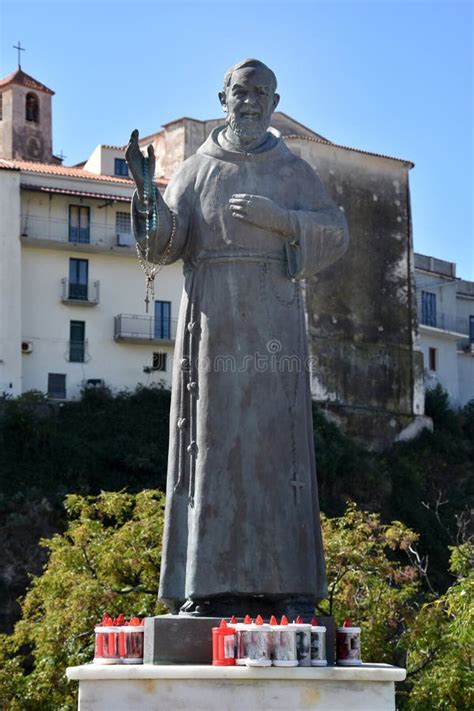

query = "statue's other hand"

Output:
[[125, 129, 156, 202], [229, 194, 288, 236]]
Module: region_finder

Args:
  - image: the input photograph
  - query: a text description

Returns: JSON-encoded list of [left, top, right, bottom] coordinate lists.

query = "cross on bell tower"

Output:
[[13, 41, 25, 69]]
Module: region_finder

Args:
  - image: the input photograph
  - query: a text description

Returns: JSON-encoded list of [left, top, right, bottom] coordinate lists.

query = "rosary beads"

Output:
[[136, 155, 176, 312]]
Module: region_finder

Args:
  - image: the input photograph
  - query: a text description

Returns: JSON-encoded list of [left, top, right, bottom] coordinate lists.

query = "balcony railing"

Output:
[[67, 340, 89, 363], [417, 305, 469, 336], [21, 214, 135, 251], [61, 278, 100, 306], [114, 314, 178, 343]]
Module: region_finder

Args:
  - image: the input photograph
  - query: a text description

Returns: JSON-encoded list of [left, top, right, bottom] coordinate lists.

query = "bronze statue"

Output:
[[126, 59, 349, 619]]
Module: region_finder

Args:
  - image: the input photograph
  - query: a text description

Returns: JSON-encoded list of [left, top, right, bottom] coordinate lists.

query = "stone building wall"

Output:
[[0, 85, 53, 163], [287, 137, 425, 445]]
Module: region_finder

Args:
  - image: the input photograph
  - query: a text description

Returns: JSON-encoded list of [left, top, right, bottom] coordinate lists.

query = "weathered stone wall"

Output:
[[143, 123, 187, 180], [4, 85, 54, 162], [287, 137, 425, 445], [0, 89, 14, 158]]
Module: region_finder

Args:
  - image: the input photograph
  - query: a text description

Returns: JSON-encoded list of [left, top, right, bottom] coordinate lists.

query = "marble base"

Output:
[[67, 662, 406, 711]]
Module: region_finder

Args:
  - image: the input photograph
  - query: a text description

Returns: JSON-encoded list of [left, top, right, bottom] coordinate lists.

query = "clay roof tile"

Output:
[[0, 158, 169, 186], [0, 68, 54, 95]]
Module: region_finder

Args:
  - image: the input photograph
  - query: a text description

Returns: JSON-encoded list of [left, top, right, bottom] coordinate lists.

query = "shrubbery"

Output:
[[0, 384, 472, 709], [0, 384, 170, 498], [0, 493, 471, 710], [0, 490, 167, 710]]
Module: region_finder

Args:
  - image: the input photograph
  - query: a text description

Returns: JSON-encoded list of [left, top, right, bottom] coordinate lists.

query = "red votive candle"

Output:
[[212, 619, 236, 666]]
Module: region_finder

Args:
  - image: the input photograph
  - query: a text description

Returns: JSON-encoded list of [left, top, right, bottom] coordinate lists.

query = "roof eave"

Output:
[[284, 134, 414, 168]]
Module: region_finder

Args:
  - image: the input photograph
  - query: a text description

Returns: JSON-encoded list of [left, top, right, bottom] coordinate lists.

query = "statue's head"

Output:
[[219, 59, 280, 142]]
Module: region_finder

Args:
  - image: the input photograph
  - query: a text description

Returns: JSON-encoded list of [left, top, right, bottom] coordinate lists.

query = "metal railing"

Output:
[[68, 340, 88, 363], [21, 214, 134, 250], [61, 278, 100, 304], [417, 305, 469, 336], [114, 314, 178, 342]]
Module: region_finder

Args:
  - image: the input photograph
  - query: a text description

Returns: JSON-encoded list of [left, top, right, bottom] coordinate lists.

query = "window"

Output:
[[153, 352, 167, 371], [69, 320, 85, 362], [421, 291, 437, 327], [428, 347, 437, 372], [69, 205, 90, 243], [116, 211, 133, 246], [470, 316, 474, 344], [25, 92, 39, 123], [155, 301, 171, 339], [48, 373, 66, 399], [114, 158, 129, 177], [69, 258, 89, 300], [116, 211, 131, 233]]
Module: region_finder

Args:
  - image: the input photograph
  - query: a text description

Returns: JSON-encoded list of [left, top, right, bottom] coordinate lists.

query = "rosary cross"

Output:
[[290, 472, 306, 504]]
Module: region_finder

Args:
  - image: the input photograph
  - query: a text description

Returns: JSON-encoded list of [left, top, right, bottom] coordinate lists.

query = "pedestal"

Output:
[[67, 663, 406, 711], [144, 614, 335, 665]]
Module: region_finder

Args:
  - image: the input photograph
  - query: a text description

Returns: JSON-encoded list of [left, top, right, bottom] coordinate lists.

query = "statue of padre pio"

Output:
[[126, 59, 349, 619]]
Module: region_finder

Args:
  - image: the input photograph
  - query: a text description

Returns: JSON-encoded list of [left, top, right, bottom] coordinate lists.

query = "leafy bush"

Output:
[[0, 493, 469, 710], [313, 404, 391, 516], [320, 503, 420, 664], [402, 541, 474, 710], [0, 386, 472, 709], [0, 489, 166, 711], [425, 384, 462, 434], [0, 384, 171, 498]]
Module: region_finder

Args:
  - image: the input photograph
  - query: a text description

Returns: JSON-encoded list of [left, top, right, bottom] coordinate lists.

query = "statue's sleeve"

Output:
[[131, 162, 195, 265], [284, 163, 349, 279]]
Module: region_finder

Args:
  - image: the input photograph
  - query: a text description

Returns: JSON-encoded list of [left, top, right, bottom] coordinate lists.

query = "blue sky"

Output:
[[1, 0, 472, 278]]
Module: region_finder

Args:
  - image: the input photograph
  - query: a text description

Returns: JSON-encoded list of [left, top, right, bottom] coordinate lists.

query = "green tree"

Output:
[[0, 384, 171, 499], [0, 480, 471, 709], [402, 540, 474, 710], [0, 490, 167, 711], [319, 503, 420, 664], [0, 495, 426, 710]]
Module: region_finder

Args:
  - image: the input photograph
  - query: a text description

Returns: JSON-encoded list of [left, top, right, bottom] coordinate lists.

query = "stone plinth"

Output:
[[144, 614, 336, 665], [67, 662, 406, 711]]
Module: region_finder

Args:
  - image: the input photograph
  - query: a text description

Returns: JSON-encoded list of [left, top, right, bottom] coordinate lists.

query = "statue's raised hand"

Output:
[[229, 194, 289, 237], [125, 129, 156, 202]]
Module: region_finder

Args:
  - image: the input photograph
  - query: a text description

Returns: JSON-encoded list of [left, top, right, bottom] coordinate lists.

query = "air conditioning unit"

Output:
[[21, 341, 33, 354], [117, 232, 134, 247], [86, 378, 105, 389]]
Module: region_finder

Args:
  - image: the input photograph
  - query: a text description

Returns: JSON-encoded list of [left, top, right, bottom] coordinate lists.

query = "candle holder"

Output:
[[122, 626, 144, 664], [310, 618, 327, 666], [245, 616, 272, 667], [336, 622, 362, 666], [212, 619, 236, 666], [93, 626, 120, 665]]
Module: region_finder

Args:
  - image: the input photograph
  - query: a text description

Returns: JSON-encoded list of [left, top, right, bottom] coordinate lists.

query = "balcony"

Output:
[[20, 214, 135, 255], [67, 340, 89, 363], [417, 306, 470, 336], [114, 314, 177, 344], [61, 278, 100, 306]]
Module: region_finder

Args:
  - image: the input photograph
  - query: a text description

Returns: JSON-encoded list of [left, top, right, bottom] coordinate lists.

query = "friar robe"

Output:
[[132, 126, 349, 607]]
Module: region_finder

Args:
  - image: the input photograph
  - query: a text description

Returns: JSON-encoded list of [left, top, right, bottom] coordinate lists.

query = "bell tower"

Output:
[[0, 65, 55, 163]]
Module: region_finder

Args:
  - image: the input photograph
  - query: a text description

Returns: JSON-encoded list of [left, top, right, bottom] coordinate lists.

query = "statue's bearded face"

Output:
[[222, 67, 279, 141]]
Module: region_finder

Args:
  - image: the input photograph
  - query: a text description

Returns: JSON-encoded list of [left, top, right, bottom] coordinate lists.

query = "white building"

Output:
[[0, 67, 182, 399], [415, 253, 474, 407]]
